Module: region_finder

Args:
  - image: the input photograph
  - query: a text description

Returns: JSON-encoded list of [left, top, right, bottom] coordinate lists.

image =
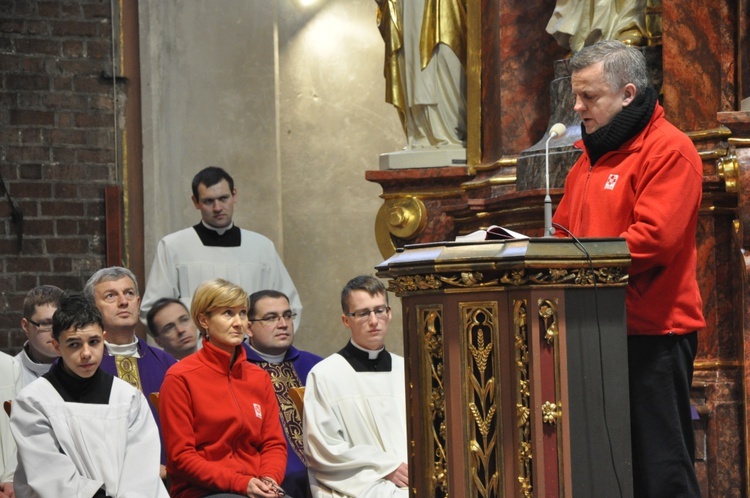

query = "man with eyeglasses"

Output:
[[16, 285, 65, 387], [140, 166, 302, 331], [303, 275, 408, 498], [146, 298, 199, 360], [244, 290, 322, 498]]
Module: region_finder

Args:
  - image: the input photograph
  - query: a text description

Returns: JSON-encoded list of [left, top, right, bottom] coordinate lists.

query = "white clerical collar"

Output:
[[350, 339, 384, 360], [250, 346, 286, 364], [18, 346, 53, 376], [201, 220, 234, 236], [105, 338, 141, 358]]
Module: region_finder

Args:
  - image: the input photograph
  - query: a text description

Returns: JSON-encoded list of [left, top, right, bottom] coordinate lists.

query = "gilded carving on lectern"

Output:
[[526, 267, 628, 285], [417, 306, 449, 497], [389, 267, 627, 295], [538, 298, 566, 481], [442, 272, 499, 288], [514, 299, 533, 497], [542, 401, 561, 425], [388, 274, 442, 295], [539, 298, 559, 344], [462, 302, 501, 498]]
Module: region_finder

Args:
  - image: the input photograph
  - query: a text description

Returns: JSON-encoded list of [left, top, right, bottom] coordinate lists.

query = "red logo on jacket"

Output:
[[604, 174, 619, 190]]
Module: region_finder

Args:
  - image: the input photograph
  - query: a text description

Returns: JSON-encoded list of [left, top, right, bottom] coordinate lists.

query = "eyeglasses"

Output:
[[28, 319, 53, 332], [249, 311, 297, 326], [345, 306, 391, 321], [159, 315, 193, 336]]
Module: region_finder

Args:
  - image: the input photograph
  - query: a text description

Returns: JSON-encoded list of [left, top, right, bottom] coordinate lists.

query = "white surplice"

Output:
[[303, 353, 408, 497], [0, 352, 22, 483], [140, 226, 302, 330], [10, 376, 169, 498]]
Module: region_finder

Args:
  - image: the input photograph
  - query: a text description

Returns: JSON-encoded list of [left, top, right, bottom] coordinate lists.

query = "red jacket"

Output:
[[160, 341, 287, 498], [553, 102, 705, 335]]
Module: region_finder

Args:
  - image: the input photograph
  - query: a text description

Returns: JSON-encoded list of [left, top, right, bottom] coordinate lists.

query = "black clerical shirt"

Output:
[[336, 340, 392, 372], [43, 361, 114, 405]]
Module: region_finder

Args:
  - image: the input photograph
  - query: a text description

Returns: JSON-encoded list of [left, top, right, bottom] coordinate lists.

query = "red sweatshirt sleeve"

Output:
[[622, 147, 702, 277]]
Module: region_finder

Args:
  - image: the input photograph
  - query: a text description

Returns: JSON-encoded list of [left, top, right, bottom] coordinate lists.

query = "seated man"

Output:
[[9, 293, 169, 497], [245, 290, 322, 497], [0, 351, 22, 498], [146, 298, 199, 360], [84, 266, 177, 469], [303, 276, 408, 497], [16, 285, 65, 387]]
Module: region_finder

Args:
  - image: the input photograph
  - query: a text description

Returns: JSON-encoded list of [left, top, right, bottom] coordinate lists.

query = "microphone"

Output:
[[544, 123, 567, 237]]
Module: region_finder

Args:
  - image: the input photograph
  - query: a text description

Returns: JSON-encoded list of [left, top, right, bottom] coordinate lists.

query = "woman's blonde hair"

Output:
[[190, 278, 249, 337]]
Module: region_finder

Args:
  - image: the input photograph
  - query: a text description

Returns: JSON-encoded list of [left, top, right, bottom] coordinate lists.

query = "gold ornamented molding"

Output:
[[538, 296, 566, 487], [387, 267, 628, 295], [514, 299, 533, 497], [417, 306, 449, 497], [463, 303, 501, 498]]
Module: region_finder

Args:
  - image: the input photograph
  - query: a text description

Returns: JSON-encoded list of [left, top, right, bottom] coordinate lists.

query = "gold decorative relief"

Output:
[[514, 300, 533, 497], [418, 306, 449, 497], [375, 196, 428, 258], [440, 271, 498, 288], [462, 303, 500, 498], [542, 401, 562, 425], [388, 267, 627, 295], [525, 267, 628, 285], [538, 297, 566, 489], [538, 299, 558, 344], [388, 275, 442, 294]]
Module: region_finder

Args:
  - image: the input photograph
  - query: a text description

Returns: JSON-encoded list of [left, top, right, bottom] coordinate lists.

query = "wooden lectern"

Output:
[[376, 238, 633, 498]]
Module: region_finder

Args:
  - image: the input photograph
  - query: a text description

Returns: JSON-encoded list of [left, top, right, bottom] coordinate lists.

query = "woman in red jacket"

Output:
[[160, 278, 288, 498]]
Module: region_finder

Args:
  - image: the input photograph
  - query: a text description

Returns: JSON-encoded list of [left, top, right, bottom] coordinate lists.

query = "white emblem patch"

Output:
[[254, 403, 262, 419], [604, 174, 619, 190]]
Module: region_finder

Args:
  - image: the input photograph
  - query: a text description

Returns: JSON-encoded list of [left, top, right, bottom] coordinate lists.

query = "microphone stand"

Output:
[[544, 133, 555, 238]]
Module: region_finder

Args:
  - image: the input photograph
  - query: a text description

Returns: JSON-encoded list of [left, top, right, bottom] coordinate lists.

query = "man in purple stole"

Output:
[[84, 266, 177, 472], [244, 290, 322, 498]]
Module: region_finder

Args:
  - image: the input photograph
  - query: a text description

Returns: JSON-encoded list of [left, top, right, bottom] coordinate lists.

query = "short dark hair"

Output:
[[146, 298, 187, 338], [340, 275, 388, 313], [52, 293, 103, 340], [191, 166, 235, 200], [248, 290, 290, 318], [23, 285, 64, 320]]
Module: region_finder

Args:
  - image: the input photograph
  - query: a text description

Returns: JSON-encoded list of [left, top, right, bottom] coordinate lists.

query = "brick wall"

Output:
[[0, 0, 119, 354]]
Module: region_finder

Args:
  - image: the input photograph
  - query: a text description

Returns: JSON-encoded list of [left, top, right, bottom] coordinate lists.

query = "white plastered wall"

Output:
[[140, 0, 405, 357]]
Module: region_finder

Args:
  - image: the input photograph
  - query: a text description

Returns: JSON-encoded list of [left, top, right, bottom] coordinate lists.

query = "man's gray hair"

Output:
[[569, 40, 650, 96], [83, 266, 140, 301]]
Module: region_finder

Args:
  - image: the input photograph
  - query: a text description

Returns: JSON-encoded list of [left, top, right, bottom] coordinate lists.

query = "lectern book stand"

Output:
[[376, 238, 633, 498]]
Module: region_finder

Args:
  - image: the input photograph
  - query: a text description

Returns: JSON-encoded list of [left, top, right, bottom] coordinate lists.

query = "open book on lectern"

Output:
[[454, 225, 530, 242]]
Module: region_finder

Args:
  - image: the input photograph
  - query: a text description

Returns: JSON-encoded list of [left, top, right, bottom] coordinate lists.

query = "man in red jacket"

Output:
[[553, 40, 704, 497]]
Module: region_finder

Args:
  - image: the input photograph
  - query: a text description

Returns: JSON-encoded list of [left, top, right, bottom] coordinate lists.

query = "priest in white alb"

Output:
[[303, 275, 408, 497]]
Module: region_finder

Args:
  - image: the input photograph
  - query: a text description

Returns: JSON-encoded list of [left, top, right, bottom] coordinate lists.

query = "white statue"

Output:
[[376, 0, 467, 149], [546, 0, 647, 53]]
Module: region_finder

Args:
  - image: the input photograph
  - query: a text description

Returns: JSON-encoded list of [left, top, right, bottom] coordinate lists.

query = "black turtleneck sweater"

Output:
[[581, 85, 658, 166]]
